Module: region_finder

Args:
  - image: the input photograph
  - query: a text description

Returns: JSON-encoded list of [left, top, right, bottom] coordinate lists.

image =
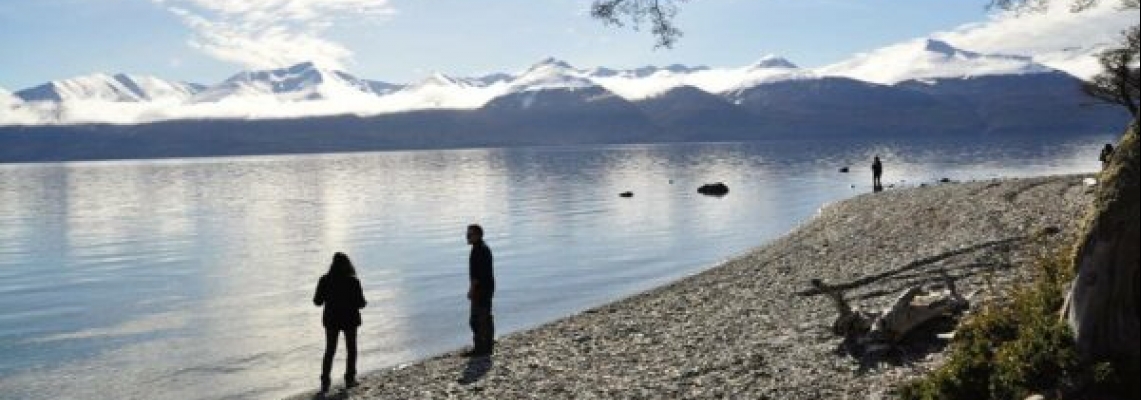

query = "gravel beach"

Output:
[[293, 174, 1095, 400]]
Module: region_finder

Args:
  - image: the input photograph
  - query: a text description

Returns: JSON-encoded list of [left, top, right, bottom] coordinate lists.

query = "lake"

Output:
[[0, 135, 1112, 400]]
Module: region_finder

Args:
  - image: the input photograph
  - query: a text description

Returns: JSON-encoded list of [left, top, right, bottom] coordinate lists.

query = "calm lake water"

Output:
[[0, 136, 1112, 400]]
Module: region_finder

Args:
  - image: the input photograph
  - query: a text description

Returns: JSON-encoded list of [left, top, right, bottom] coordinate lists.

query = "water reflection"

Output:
[[0, 135, 1112, 400]]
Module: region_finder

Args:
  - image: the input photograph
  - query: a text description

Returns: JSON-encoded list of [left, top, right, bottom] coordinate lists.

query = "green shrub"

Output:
[[896, 253, 1099, 400]]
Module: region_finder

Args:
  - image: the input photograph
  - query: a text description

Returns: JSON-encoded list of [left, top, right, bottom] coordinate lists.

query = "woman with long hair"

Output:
[[313, 252, 367, 393]]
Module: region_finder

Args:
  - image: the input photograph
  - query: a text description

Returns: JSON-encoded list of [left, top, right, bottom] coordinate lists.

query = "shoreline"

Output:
[[288, 174, 1095, 399]]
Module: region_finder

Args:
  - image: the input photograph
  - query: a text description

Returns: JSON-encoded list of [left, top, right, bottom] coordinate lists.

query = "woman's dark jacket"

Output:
[[313, 274, 367, 329]]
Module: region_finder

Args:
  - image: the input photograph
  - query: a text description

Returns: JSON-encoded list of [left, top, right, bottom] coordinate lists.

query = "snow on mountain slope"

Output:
[[1, 88, 42, 125], [0, 88, 18, 106], [373, 72, 511, 111], [586, 64, 709, 79], [370, 59, 595, 112], [466, 73, 514, 87], [594, 55, 809, 100], [507, 58, 596, 93], [817, 39, 1054, 85], [15, 73, 203, 103], [932, 0, 1137, 79], [192, 62, 384, 102]]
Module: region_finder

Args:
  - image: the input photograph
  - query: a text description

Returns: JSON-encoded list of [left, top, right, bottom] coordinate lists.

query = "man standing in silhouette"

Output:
[[871, 156, 884, 192], [464, 224, 495, 357]]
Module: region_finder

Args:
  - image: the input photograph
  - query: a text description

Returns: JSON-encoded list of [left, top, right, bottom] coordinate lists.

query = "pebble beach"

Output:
[[291, 174, 1096, 400]]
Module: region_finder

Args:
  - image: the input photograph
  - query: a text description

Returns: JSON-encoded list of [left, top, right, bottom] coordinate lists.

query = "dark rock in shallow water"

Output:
[[939, 178, 952, 183], [839, 167, 850, 173], [619, 191, 634, 198], [697, 183, 729, 196]]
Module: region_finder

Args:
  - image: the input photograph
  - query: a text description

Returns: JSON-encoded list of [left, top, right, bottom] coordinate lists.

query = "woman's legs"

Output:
[[321, 328, 338, 391], [344, 327, 358, 386]]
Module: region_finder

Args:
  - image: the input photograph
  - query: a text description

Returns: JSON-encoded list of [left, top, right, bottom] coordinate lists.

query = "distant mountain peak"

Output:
[[510, 59, 594, 93], [749, 55, 798, 70], [15, 73, 203, 103], [417, 72, 468, 87], [288, 61, 319, 71], [194, 62, 381, 102], [818, 37, 1054, 85], [531, 57, 576, 70], [921, 39, 959, 56]]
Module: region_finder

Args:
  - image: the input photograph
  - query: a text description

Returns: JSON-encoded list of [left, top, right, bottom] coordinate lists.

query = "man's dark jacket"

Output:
[[469, 241, 495, 307]]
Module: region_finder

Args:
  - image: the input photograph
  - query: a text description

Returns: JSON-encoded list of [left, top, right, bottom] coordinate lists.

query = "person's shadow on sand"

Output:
[[311, 389, 350, 400], [457, 356, 494, 385]]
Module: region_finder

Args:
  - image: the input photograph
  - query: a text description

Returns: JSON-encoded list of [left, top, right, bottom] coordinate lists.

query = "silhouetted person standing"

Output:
[[872, 156, 884, 192], [1100, 143, 1114, 169], [464, 224, 495, 357], [313, 252, 367, 393]]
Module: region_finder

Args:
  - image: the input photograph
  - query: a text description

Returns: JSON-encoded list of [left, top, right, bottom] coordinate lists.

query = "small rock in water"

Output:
[[697, 183, 729, 196], [939, 178, 952, 183]]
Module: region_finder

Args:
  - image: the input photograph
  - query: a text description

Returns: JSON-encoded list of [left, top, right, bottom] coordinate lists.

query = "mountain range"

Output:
[[0, 39, 1131, 162]]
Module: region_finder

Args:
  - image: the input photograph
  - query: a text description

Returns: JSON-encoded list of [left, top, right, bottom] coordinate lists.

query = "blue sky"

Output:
[[1, 0, 998, 89]]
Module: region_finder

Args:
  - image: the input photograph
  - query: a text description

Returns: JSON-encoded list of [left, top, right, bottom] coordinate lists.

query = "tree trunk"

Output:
[[1063, 120, 1140, 378]]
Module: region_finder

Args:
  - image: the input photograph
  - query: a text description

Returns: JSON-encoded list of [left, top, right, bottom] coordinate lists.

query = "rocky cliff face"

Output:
[[1065, 120, 1140, 393]]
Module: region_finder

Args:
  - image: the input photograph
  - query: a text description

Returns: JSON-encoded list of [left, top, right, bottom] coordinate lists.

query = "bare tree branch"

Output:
[[591, 0, 686, 49]]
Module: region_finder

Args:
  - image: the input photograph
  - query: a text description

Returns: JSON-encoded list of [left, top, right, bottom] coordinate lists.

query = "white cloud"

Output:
[[155, 0, 395, 70], [0, 88, 44, 125]]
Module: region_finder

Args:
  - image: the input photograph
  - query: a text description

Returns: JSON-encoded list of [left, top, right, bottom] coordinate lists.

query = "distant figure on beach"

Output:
[[313, 252, 367, 393], [1100, 143, 1115, 169], [464, 224, 496, 357], [871, 156, 884, 192]]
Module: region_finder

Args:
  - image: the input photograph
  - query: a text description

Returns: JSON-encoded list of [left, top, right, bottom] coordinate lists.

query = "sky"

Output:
[[0, 0, 1124, 90]]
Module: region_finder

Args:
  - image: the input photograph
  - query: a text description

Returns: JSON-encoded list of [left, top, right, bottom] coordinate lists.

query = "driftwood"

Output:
[[813, 277, 968, 345]]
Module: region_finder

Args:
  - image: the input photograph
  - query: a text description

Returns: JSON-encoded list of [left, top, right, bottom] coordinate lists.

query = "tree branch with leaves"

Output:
[[1083, 25, 1140, 117]]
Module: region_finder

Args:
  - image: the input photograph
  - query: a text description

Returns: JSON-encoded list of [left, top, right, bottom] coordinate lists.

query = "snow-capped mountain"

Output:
[[593, 55, 808, 100], [817, 39, 1055, 85], [192, 62, 390, 102], [377, 72, 510, 110], [365, 80, 404, 96], [15, 73, 204, 103], [506, 58, 596, 93], [466, 73, 515, 87], [586, 64, 710, 78], [0, 38, 1120, 129], [930, 0, 1136, 79], [746, 55, 798, 70], [1, 87, 43, 125]]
